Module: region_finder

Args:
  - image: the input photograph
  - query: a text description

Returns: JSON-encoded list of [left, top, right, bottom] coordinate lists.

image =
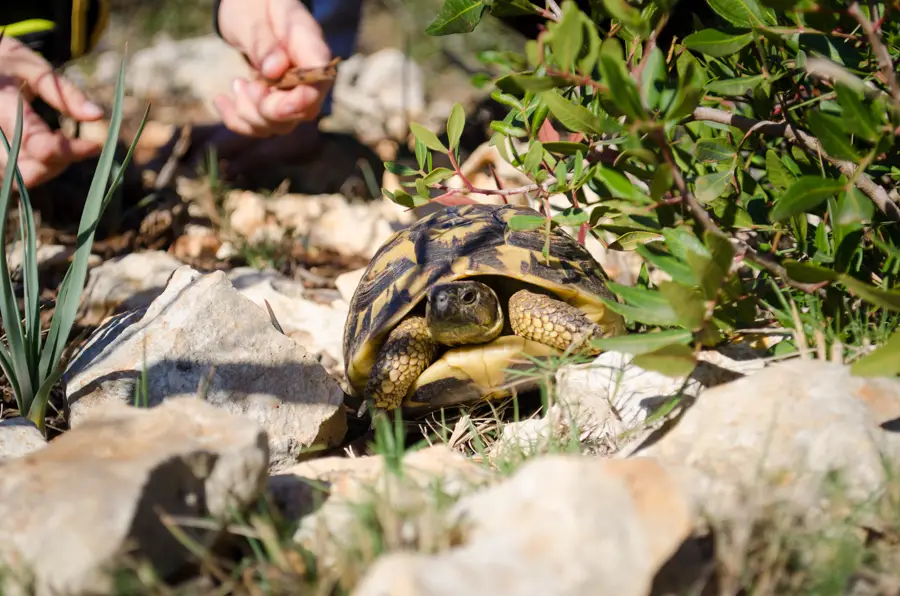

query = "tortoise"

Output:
[[342, 203, 626, 416]]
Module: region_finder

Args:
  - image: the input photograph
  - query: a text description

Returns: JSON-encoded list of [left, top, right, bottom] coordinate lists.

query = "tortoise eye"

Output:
[[461, 290, 476, 304]]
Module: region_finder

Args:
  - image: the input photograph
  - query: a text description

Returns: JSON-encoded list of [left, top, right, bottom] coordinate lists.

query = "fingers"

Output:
[[1, 133, 100, 189], [214, 77, 319, 138], [214, 0, 332, 136], [0, 35, 103, 122], [0, 85, 101, 189], [262, 0, 331, 75]]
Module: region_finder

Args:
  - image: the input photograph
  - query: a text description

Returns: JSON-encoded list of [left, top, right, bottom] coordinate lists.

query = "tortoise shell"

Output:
[[342, 203, 625, 410]]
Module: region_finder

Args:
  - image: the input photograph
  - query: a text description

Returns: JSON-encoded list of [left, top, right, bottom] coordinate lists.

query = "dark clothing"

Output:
[[0, 0, 109, 66], [0, 0, 363, 68], [0, 0, 364, 118]]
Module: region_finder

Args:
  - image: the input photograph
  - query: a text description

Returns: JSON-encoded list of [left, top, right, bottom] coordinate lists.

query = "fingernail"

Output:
[[83, 102, 103, 119], [262, 52, 285, 77]]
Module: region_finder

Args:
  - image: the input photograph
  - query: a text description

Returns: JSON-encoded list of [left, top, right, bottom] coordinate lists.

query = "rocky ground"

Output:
[[0, 7, 899, 596]]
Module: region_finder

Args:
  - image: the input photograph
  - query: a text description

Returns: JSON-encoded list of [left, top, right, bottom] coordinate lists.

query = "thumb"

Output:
[[2, 36, 104, 122]]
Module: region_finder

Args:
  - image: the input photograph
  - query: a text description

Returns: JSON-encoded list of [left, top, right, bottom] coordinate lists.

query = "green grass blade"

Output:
[[28, 360, 66, 429], [39, 57, 142, 379], [0, 96, 36, 409], [0, 339, 22, 407], [101, 105, 150, 213], [11, 140, 42, 383]]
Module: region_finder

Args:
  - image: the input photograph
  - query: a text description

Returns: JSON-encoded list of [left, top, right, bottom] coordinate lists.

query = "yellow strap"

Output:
[[0, 19, 56, 38], [71, 0, 87, 58], [89, 0, 110, 49]]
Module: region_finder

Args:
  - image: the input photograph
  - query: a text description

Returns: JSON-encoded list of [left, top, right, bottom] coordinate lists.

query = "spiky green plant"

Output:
[[0, 57, 148, 434]]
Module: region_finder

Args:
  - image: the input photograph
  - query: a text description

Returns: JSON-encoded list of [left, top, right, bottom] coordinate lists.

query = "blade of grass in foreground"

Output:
[[16, 151, 43, 377], [38, 57, 145, 383], [0, 97, 36, 411]]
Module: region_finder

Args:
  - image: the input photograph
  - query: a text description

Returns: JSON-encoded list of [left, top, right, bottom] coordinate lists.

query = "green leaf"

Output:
[[708, 0, 777, 28], [601, 296, 681, 327], [542, 141, 592, 155], [593, 329, 694, 355], [446, 102, 466, 150], [594, 166, 651, 203], [705, 230, 736, 280], [660, 281, 707, 330], [409, 122, 447, 153], [495, 73, 570, 93], [840, 276, 900, 311], [425, 0, 487, 35], [806, 110, 859, 161], [523, 141, 544, 173], [783, 260, 838, 283], [635, 244, 698, 286], [552, 207, 589, 226], [38, 58, 145, 395], [579, 14, 602, 74], [598, 39, 646, 121], [696, 139, 736, 162], [770, 176, 844, 222], [640, 46, 667, 111], [549, 0, 583, 70], [633, 343, 697, 377], [490, 121, 529, 137], [491, 91, 525, 110], [540, 90, 616, 136], [415, 137, 428, 170], [421, 167, 456, 185], [835, 187, 874, 227], [601, 0, 648, 37], [0, 97, 35, 408], [850, 328, 900, 377], [835, 83, 881, 142], [385, 161, 420, 176], [508, 214, 546, 231], [387, 188, 430, 209], [683, 29, 754, 57], [608, 230, 665, 250], [663, 228, 711, 263], [695, 168, 734, 203], [687, 231, 733, 299], [415, 178, 430, 198], [651, 163, 674, 202], [665, 83, 703, 122], [765, 149, 795, 190], [705, 74, 766, 95]]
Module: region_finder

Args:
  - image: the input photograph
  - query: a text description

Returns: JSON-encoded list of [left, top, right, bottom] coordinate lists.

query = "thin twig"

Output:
[[545, 0, 563, 20], [847, 2, 900, 105], [691, 106, 900, 222]]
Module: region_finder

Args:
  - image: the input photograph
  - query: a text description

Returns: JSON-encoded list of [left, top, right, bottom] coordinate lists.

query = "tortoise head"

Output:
[[425, 280, 504, 347]]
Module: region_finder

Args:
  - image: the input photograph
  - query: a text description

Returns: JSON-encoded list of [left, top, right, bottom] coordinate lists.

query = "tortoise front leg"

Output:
[[363, 316, 438, 413], [508, 289, 605, 355]]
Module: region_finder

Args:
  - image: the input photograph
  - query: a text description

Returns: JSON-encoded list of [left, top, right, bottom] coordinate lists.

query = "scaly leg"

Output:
[[508, 289, 605, 355], [363, 316, 438, 413]]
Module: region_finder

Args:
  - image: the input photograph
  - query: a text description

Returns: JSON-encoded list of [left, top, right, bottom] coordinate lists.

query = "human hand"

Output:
[[214, 0, 333, 137], [0, 35, 105, 189]]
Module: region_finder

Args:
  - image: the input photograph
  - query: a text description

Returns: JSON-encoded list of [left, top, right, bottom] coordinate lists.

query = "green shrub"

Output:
[[388, 0, 900, 377]]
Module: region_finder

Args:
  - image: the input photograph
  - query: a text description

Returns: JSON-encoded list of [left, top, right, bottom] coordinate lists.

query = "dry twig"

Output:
[[847, 2, 900, 106]]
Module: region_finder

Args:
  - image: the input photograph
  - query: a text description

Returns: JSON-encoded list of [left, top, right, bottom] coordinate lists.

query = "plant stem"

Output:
[[847, 2, 900, 106]]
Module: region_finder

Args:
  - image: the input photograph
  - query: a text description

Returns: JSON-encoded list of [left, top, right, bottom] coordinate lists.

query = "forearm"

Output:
[[0, 0, 109, 67]]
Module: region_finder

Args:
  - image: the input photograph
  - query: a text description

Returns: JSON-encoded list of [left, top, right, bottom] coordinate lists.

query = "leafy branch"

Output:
[[390, 0, 900, 376]]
